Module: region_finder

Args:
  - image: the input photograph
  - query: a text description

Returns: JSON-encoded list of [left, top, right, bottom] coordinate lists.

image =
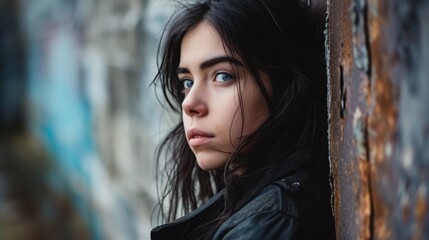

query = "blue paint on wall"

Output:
[[23, 2, 103, 239]]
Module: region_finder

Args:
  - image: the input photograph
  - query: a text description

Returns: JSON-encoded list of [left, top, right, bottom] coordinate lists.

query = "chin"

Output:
[[195, 154, 227, 171], [197, 160, 222, 171]]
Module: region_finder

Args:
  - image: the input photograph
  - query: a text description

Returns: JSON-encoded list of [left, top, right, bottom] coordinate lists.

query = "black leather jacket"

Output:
[[151, 170, 335, 240]]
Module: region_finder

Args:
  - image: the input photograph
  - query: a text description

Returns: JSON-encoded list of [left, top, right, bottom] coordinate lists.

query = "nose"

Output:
[[182, 85, 208, 117]]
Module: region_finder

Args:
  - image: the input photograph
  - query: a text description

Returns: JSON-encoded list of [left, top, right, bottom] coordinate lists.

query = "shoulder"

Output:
[[213, 173, 305, 240]]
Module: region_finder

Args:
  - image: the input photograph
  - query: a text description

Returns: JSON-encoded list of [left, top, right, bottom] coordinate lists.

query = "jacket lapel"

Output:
[[151, 189, 225, 240]]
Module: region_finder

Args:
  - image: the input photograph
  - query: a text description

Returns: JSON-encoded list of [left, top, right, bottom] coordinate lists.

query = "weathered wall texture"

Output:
[[1, 0, 172, 239], [327, 0, 429, 239]]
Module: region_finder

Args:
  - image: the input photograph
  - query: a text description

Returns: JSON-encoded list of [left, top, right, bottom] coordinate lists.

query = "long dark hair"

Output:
[[152, 0, 329, 234]]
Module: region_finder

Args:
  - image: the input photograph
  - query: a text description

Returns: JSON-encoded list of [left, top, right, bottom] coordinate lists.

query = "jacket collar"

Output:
[[151, 189, 224, 240], [151, 159, 307, 239]]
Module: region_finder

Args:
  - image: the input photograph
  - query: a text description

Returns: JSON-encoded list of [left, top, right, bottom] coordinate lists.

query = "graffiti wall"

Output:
[[0, 0, 172, 239]]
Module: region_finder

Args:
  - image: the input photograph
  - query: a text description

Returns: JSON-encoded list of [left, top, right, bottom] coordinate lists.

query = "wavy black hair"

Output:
[[152, 0, 329, 236]]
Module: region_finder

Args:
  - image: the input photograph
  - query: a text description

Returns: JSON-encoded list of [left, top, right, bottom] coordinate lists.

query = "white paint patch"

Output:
[[353, 107, 363, 129], [402, 147, 414, 170], [385, 142, 393, 158]]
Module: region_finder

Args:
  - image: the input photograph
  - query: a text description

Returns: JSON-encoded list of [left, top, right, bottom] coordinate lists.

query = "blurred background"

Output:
[[0, 0, 173, 239]]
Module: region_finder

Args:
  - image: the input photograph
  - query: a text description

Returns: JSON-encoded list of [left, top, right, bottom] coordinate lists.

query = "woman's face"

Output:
[[179, 21, 271, 170]]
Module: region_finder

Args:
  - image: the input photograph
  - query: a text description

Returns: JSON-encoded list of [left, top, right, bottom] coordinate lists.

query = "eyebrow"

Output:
[[176, 56, 243, 74]]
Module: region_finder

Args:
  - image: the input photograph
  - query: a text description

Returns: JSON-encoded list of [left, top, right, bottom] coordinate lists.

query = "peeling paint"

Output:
[[352, 107, 367, 161], [350, 0, 369, 73]]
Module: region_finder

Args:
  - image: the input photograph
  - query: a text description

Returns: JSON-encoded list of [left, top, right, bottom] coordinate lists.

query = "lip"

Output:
[[187, 128, 214, 147]]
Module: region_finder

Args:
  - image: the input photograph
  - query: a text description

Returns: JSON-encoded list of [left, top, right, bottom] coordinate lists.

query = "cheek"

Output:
[[243, 103, 269, 134], [242, 87, 270, 134], [182, 112, 191, 138], [230, 94, 270, 140]]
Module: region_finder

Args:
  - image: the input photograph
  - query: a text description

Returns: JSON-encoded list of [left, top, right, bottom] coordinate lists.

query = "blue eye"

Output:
[[182, 79, 193, 89], [215, 72, 233, 82]]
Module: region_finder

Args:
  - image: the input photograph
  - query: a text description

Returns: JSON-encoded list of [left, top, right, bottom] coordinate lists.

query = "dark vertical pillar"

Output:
[[0, 0, 26, 134]]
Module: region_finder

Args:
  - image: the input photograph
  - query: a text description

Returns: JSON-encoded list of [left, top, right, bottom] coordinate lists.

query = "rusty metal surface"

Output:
[[327, 0, 372, 238], [328, 0, 429, 239], [367, 1, 429, 239]]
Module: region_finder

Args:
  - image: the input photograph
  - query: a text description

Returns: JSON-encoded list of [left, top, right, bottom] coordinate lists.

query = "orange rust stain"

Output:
[[370, 70, 397, 163], [369, 79, 397, 238], [339, 0, 353, 74], [333, 169, 342, 238], [358, 159, 371, 240], [369, 51, 398, 240], [366, 0, 400, 239], [371, 180, 392, 240], [402, 202, 410, 222], [414, 187, 427, 240]]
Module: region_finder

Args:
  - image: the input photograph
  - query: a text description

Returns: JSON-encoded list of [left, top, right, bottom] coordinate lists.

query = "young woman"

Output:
[[151, 0, 335, 239]]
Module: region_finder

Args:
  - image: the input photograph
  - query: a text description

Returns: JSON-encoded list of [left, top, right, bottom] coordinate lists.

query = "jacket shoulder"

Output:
[[213, 173, 305, 239]]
